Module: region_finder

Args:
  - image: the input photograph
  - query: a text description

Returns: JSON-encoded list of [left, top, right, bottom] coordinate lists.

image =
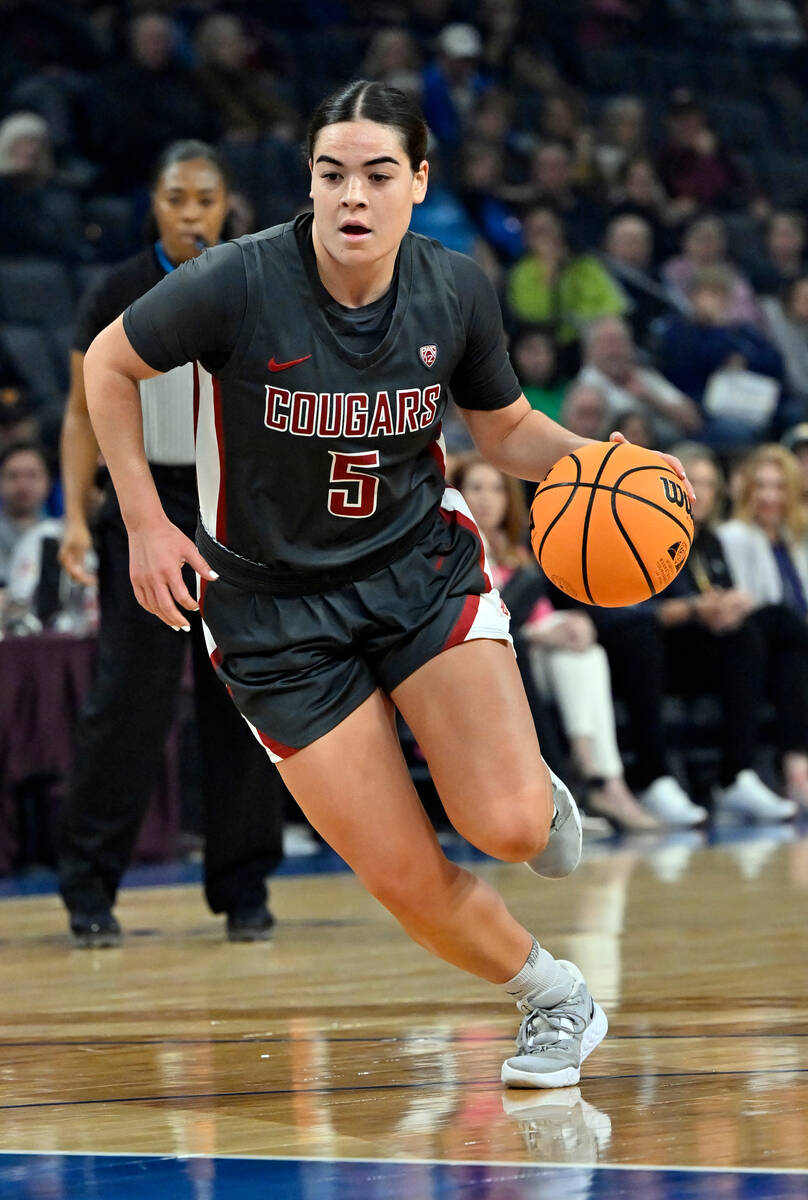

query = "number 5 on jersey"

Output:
[[327, 451, 380, 518]]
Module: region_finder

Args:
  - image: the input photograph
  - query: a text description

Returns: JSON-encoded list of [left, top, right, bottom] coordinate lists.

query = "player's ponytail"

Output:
[[307, 80, 428, 170]]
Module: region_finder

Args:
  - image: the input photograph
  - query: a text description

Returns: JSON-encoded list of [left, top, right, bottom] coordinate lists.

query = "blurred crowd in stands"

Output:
[[4, 0, 808, 844]]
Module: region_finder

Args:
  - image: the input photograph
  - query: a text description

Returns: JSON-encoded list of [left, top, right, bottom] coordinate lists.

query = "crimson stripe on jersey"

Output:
[[428, 421, 445, 475], [443, 593, 481, 651], [255, 729, 299, 759], [439, 503, 493, 592], [192, 362, 200, 444], [212, 375, 227, 542]]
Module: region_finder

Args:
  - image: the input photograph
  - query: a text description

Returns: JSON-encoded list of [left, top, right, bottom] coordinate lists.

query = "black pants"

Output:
[[58, 470, 285, 917], [593, 609, 762, 789], [595, 603, 808, 790]]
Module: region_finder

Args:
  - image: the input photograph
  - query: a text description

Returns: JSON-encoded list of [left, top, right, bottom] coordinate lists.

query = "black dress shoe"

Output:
[[69, 911, 122, 948], [226, 905, 275, 942]]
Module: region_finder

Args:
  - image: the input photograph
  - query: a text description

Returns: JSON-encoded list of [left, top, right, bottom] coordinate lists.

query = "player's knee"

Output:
[[469, 785, 552, 862], [487, 818, 549, 863]]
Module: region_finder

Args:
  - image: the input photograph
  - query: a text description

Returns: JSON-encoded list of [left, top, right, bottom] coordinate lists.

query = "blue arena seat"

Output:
[[0, 259, 75, 328]]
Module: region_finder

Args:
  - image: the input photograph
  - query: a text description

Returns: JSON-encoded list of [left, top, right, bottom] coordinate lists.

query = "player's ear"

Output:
[[412, 160, 429, 206], [308, 158, 313, 199]]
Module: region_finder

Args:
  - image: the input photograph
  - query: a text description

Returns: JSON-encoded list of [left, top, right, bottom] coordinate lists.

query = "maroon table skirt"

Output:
[[0, 632, 179, 874]]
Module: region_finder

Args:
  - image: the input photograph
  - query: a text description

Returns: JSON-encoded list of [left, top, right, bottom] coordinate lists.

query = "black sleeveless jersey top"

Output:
[[123, 213, 521, 592]]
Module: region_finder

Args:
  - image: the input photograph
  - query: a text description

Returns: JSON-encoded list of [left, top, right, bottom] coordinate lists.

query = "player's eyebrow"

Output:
[[315, 155, 401, 167]]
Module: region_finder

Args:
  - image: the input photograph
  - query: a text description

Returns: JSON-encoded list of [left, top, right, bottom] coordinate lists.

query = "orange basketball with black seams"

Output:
[[530, 440, 694, 607]]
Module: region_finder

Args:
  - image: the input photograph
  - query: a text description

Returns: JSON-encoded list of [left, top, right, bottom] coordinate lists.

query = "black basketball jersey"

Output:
[[123, 213, 521, 588]]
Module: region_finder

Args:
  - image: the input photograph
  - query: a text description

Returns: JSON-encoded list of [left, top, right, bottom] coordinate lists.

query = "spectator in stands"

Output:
[[577, 316, 701, 445], [511, 327, 567, 422], [719, 444, 808, 620], [729, 0, 803, 46], [747, 211, 808, 298], [594, 96, 648, 189], [519, 140, 608, 252], [707, 443, 808, 811], [662, 214, 764, 328], [762, 273, 808, 407], [457, 143, 523, 262], [421, 23, 490, 159], [361, 27, 423, 96], [476, 0, 522, 75], [657, 266, 784, 446], [0, 111, 88, 260], [88, 13, 212, 191], [559, 381, 608, 440], [630, 444, 797, 821], [408, 147, 500, 282], [537, 93, 600, 192], [506, 205, 625, 367], [0, 394, 39, 455], [453, 454, 657, 831], [601, 212, 687, 345], [608, 155, 683, 262], [656, 88, 756, 213], [192, 13, 299, 144], [782, 423, 808, 500], [613, 408, 653, 447], [0, 442, 50, 586]]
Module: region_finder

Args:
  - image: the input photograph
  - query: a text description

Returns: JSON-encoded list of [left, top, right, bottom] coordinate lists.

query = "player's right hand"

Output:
[[127, 517, 217, 630], [59, 519, 97, 587]]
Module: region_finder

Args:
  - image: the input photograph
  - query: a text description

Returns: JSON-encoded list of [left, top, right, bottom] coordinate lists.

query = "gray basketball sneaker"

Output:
[[527, 763, 583, 879], [502, 960, 608, 1088]]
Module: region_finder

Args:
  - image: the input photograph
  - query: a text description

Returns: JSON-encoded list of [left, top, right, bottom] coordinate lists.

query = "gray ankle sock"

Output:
[[504, 937, 574, 1011]]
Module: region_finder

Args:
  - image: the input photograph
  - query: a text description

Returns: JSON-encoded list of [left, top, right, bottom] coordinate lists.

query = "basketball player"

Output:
[[80, 83, 691, 1087], [58, 141, 285, 948]]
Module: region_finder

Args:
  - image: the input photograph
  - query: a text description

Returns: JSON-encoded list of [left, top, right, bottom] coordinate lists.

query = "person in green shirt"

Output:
[[511, 326, 568, 423], [506, 205, 625, 349]]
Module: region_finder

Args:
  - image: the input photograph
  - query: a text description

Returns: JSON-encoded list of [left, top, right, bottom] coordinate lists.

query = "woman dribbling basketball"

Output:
[[81, 80, 691, 1089]]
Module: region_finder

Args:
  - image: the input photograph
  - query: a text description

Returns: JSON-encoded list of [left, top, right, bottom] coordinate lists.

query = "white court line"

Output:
[[0, 1150, 804, 1175]]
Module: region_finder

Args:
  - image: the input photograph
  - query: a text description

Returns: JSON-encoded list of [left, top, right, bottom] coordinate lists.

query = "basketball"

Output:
[[530, 440, 694, 607]]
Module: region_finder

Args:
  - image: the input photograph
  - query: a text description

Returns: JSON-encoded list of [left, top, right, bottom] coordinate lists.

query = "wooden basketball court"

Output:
[[0, 828, 806, 1198]]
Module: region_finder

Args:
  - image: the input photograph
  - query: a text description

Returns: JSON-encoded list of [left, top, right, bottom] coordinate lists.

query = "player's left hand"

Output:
[[609, 431, 696, 505]]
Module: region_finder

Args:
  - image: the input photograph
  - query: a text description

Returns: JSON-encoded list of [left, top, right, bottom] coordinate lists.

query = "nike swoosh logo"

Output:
[[268, 354, 312, 372]]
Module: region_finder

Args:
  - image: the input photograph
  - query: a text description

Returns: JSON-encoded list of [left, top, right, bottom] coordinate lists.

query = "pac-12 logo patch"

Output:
[[419, 344, 438, 368]]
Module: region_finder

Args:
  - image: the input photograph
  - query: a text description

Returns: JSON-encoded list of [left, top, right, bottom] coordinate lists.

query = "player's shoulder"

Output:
[[405, 231, 491, 298], [232, 219, 298, 257]]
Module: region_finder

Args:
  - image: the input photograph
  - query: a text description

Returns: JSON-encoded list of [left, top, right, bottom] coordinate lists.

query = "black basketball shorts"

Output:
[[198, 489, 512, 761]]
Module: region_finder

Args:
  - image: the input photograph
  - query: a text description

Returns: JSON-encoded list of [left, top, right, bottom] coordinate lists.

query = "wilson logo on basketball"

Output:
[[660, 476, 692, 516], [419, 344, 437, 368], [667, 541, 688, 568]]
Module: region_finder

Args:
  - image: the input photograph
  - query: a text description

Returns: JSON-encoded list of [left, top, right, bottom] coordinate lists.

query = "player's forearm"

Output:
[[486, 409, 595, 483], [84, 342, 164, 533], [60, 402, 101, 525]]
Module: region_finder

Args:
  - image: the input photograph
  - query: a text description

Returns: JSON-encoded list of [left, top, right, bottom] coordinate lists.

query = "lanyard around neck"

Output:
[[154, 240, 176, 274]]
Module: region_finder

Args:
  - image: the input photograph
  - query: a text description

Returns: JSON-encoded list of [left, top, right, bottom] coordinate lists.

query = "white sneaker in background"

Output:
[[713, 770, 797, 822], [282, 824, 320, 856], [639, 775, 707, 827]]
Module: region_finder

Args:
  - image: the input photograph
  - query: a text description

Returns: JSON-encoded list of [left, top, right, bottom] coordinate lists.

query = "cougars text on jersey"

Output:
[[264, 385, 441, 438]]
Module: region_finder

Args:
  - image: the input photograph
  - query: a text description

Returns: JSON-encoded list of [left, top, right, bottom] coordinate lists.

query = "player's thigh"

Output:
[[277, 690, 454, 907], [391, 639, 552, 852]]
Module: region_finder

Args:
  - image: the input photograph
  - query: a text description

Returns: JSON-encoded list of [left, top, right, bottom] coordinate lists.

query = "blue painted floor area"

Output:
[[0, 837, 495, 898], [1, 820, 805, 900], [1, 1156, 806, 1200]]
